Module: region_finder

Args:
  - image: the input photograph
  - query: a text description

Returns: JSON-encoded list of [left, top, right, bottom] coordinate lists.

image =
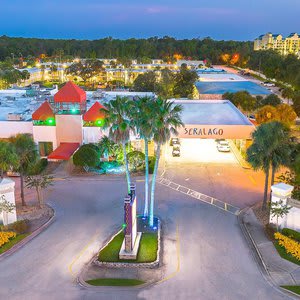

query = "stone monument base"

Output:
[[119, 232, 142, 260]]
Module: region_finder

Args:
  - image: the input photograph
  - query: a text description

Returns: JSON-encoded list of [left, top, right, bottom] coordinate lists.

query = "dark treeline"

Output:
[[0, 35, 253, 64]]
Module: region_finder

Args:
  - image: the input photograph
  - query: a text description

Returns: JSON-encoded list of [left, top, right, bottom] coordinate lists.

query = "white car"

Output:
[[217, 141, 230, 152]]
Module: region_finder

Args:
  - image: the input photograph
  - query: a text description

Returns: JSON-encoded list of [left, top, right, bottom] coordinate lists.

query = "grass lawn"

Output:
[[86, 278, 145, 286], [274, 242, 300, 266], [0, 234, 29, 255], [281, 286, 300, 295], [98, 231, 158, 263]]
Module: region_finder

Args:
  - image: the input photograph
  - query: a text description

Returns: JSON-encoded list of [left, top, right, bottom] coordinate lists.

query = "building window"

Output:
[[39, 142, 53, 156]]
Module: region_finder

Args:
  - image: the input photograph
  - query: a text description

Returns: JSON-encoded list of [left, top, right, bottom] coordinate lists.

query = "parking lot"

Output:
[[164, 138, 266, 208], [166, 138, 237, 164]]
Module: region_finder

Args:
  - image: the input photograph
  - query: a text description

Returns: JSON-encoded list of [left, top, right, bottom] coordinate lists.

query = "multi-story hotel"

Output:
[[254, 32, 300, 57]]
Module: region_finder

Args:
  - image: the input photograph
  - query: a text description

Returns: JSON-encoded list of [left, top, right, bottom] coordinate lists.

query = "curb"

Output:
[[0, 205, 55, 262], [237, 208, 298, 299], [228, 140, 251, 169]]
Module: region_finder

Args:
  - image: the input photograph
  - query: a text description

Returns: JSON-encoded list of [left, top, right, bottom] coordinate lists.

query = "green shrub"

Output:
[[127, 151, 145, 171], [73, 144, 100, 168], [148, 156, 156, 174], [282, 228, 300, 243], [1, 220, 29, 234]]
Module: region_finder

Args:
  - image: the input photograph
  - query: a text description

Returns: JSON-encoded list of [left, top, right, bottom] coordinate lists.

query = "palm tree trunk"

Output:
[[269, 165, 276, 201], [20, 174, 26, 206], [143, 138, 149, 217], [262, 166, 270, 210], [122, 142, 131, 193], [149, 143, 161, 227]]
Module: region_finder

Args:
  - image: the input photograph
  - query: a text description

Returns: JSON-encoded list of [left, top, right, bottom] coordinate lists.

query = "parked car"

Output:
[[217, 141, 230, 152], [263, 82, 275, 87], [170, 138, 180, 146], [215, 138, 225, 143], [172, 146, 181, 157]]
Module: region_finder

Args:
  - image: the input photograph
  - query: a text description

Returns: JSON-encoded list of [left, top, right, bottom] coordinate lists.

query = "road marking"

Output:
[[158, 176, 240, 215], [157, 224, 180, 284], [248, 175, 257, 185], [68, 232, 99, 279]]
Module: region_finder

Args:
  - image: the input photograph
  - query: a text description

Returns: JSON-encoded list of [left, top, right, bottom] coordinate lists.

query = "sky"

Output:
[[0, 0, 299, 41]]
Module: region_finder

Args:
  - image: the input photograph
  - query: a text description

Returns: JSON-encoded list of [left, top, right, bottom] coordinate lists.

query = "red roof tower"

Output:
[[32, 101, 55, 122], [54, 81, 86, 103], [83, 102, 106, 124]]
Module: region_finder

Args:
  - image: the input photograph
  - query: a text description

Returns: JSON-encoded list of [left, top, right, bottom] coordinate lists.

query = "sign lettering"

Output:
[[184, 127, 224, 136]]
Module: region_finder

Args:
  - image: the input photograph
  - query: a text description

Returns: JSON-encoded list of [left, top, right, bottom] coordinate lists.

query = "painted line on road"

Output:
[[158, 176, 240, 215], [68, 232, 99, 279], [157, 224, 180, 284], [248, 175, 257, 186]]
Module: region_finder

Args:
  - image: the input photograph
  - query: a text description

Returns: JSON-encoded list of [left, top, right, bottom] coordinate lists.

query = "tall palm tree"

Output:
[[102, 97, 134, 193], [10, 134, 38, 206], [282, 87, 294, 105], [149, 98, 184, 227], [132, 96, 155, 217], [0, 141, 18, 178], [247, 122, 291, 210]]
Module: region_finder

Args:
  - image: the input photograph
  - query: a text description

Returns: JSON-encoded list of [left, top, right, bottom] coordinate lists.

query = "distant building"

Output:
[[254, 33, 300, 57]]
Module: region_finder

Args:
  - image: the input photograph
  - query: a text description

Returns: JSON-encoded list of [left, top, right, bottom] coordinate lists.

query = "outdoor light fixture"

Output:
[[96, 119, 104, 127], [71, 108, 77, 114], [46, 118, 55, 125]]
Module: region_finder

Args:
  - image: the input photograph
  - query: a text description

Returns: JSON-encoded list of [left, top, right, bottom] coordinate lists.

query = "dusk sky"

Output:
[[0, 0, 299, 41]]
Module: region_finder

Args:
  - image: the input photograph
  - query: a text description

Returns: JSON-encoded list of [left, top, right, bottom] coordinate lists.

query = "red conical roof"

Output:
[[54, 81, 86, 103], [32, 101, 54, 121], [83, 102, 106, 122]]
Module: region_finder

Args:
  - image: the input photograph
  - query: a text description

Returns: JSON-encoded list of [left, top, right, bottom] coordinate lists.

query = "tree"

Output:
[[292, 92, 300, 117], [282, 87, 294, 105], [25, 175, 54, 208], [73, 144, 100, 168], [98, 136, 116, 160], [131, 96, 155, 217], [270, 200, 291, 231], [276, 104, 297, 127], [255, 105, 279, 124], [66, 59, 104, 83], [149, 98, 184, 226], [260, 94, 281, 107], [156, 69, 175, 99], [133, 71, 157, 92], [102, 97, 134, 193], [231, 91, 256, 114], [173, 64, 198, 98], [0, 141, 18, 178], [247, 122, 291, 210], [10, 134, 38, 206]]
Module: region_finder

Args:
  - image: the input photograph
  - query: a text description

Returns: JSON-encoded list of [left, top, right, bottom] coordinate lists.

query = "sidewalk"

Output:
[[239, 208, 300, 288]]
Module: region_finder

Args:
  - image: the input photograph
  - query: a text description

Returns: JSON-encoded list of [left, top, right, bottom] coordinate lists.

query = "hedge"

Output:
[[282, 228, 300, 243]]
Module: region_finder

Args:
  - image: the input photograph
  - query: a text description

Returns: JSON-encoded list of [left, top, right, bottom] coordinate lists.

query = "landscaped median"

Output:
[[81, 217, 162, 287], [98, 231, 158, 264]]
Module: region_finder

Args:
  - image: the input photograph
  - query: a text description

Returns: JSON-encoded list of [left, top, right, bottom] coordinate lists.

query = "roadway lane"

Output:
[[0, 176, 293, 299]]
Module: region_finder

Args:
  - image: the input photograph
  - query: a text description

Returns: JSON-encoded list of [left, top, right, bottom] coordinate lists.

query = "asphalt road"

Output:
[[0, 172, 293, 299]]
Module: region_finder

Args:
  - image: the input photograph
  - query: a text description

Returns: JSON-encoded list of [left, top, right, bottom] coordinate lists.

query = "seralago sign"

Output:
[[178, 125, 255, 139]]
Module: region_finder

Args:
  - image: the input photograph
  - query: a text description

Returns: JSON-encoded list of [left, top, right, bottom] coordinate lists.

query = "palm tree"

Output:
[[0, 141, 18, 178], [98, 135, 115, 160], [247, 122, 291, 210], [282, 87, 294, 105], [149, 98, 184, 227], [10, 134, 38, 206], [102, 97, 134, 193], [132, 96, 155, 217]]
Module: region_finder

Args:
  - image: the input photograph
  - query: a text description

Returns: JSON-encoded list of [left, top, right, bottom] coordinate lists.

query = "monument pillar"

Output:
[[119, 183, 142, 259], [269, 182, 294, 229]]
